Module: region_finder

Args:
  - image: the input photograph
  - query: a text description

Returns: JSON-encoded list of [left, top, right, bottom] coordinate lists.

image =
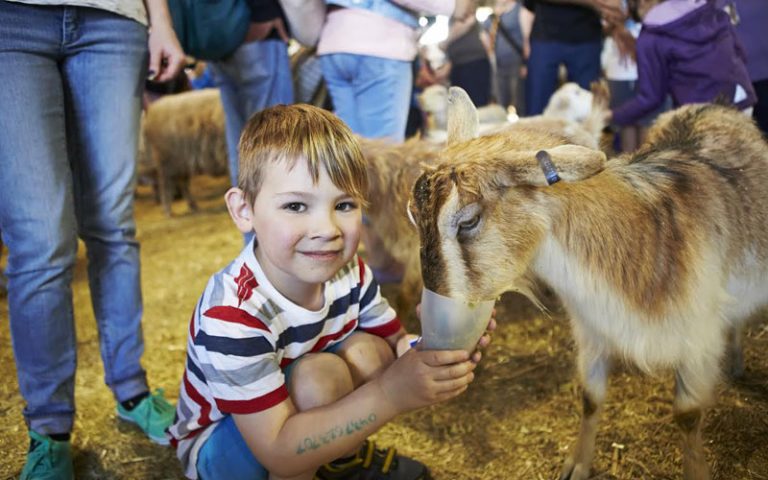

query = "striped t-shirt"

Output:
[[167, 242, 401, 479]]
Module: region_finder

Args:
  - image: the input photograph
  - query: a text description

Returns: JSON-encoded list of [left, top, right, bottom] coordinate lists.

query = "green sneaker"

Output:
[[20, 431, 74, 480], [116, 388, 175, 445], [314, 440, 431, 480]]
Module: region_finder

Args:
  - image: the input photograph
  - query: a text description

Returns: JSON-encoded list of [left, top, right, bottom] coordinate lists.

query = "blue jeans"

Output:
[[210, 39, 294, 188], [320, 53, 413, 143], [525, 40, 602, 115], [0, 2, 149, 435]]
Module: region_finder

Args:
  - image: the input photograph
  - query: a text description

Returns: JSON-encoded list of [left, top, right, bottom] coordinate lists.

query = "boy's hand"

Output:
[[376, 348, 477, 414], [472, 312, 497, 363]]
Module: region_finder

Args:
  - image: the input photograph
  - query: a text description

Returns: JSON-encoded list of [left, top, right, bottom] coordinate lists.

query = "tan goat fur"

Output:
[[408, 87, 768, 480], [142, 88, 228, 216]]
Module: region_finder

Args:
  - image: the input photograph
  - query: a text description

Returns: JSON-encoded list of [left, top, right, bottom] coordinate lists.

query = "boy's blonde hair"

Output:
[[237, 104, 369, 205]]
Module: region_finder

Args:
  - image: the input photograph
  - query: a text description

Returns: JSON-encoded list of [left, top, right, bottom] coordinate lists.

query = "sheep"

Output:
[[142, 88, 229, 216], [407, 87, 768, 480]]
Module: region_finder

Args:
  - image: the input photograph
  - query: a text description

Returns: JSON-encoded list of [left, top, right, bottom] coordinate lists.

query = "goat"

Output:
[[142, 88, 229, 216], [407, 87, 768, 480]]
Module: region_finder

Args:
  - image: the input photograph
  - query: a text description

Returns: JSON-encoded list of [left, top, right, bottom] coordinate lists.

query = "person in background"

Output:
[[209, 0, 294, 191], [0, 1, 185, 479], [317, 0, 461, 143], [610, 0, 756, 127], [732, 0, 768, 137], [523, 0, 623, 115], [441, 1, 493, 107], [482, 0, 529, 114], [601, 0, 669, 152], [167, 103, 495, 480]]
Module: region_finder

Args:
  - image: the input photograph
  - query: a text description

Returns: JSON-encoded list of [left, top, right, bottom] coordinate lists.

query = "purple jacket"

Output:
[[613, 0, 757, 126]]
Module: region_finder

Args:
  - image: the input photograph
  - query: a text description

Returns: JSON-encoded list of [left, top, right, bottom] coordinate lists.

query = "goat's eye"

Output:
[[458, 215, 480, 233]]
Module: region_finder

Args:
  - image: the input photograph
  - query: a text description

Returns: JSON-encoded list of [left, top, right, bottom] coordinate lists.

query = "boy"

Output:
[[167, 104, 492, 480]]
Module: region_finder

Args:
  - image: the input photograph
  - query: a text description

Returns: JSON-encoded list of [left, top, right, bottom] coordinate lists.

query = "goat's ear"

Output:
[[447, 87, 479, 146], [498, 145, 606, 187]]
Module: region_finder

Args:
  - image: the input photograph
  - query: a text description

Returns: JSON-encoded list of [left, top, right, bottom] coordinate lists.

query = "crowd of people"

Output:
[[0, 0, 766, 479]]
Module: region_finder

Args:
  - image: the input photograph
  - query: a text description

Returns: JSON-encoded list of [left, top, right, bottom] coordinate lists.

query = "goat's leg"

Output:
[[673, 354, 718, 480], [560, 346, 609, 480]]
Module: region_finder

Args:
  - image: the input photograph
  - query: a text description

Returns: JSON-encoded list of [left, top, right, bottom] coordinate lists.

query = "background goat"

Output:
[[407, 87, 768, 480]]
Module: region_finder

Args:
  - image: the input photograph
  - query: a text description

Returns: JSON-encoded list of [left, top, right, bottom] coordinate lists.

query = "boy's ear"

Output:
[[225, 187, 255, 234]]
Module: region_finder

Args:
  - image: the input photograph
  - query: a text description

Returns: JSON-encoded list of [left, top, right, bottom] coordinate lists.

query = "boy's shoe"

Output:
[[314, 440, 431, 480], [116, 388, 175, 445], [20, 431, 74, 480]]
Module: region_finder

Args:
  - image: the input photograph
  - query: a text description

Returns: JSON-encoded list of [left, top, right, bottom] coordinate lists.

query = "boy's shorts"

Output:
[[195, 341, 345, 479]]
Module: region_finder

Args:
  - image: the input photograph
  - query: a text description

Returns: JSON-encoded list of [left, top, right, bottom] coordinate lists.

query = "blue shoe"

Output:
[[116, 388, 175, 445], [20, 431, 74, 480]]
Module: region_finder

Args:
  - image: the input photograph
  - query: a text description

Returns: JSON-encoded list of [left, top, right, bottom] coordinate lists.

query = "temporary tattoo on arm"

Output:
[[296, 413, 377, 454]]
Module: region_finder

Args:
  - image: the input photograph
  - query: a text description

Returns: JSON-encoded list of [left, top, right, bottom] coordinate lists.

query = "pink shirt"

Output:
[[318, 0, 455, 61]]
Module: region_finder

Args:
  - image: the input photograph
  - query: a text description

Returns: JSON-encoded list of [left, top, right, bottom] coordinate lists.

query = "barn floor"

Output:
[[1, 176, 767, 480]]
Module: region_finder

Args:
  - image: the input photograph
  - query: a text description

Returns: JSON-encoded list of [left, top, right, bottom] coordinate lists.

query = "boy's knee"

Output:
[[288, 353, 354, 411], [336, 333, 395, 386]]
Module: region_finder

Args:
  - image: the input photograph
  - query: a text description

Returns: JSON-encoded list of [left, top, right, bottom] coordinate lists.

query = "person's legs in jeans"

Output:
[[321, 53, 412, 143], [563, 40, 602, 92], [320, 53, 363, 136], [63, 7, 151, 405], [354, 55, 412, 142], [0, 2, 83, 437], [525, 40, 562, 115], [211, 39, 293, 188]]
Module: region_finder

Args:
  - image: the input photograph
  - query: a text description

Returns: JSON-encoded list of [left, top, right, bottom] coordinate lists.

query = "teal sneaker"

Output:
[[20, 431, 74, 480], [116, 388, 175, 445]]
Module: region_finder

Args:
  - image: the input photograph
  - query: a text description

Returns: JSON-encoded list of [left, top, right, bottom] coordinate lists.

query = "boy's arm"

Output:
[[233, 348, 475, 477]]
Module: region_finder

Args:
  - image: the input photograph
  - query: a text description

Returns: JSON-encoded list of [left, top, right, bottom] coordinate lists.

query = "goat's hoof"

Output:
[[559, 460, 590, 480]]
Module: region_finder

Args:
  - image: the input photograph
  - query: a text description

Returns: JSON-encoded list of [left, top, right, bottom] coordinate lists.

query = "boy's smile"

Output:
[[228, 156, 362, 310]]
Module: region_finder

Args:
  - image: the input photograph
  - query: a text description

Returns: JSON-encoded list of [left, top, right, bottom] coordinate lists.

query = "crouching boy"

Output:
[[167, 104, 493, 480]]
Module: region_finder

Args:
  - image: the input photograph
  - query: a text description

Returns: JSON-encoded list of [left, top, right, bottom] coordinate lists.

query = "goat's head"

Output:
[[409, 87, 606, 302]]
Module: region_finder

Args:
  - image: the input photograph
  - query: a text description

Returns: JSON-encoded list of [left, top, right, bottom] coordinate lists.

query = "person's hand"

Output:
[[147, 19, 186, 82], [375, 348, 477, 414], [471, 311, 497, 363]]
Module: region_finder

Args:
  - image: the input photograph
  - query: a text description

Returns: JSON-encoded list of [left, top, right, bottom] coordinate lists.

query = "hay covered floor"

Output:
[[1, 175, 767, 480]]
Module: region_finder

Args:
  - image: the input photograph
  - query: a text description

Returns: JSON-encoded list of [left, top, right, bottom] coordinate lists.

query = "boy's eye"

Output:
[[283, 202, 306, 212], [336, 201, 358, 212]]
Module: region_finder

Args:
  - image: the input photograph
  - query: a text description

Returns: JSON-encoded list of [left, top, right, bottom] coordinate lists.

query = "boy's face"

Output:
[[236, 157, 362, 304]]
